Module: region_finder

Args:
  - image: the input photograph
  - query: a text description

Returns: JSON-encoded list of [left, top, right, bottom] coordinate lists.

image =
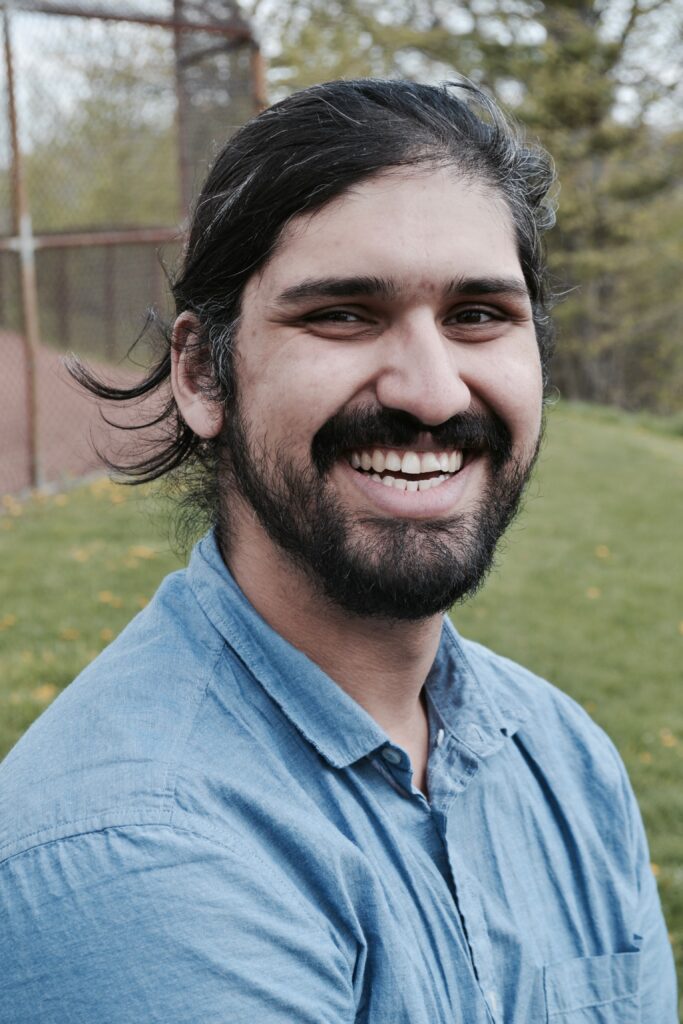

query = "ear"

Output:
[[170, 312, 225, 439]]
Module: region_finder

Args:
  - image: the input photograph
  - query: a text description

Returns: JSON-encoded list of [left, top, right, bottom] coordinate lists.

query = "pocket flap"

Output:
[[544, 952, 640, 1016]]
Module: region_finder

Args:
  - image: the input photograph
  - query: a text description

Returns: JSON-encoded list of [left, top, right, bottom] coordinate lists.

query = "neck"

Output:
[[221, 526, 443, 748]]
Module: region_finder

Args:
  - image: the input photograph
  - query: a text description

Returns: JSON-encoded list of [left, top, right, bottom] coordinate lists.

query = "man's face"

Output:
[[221, 167, 544, 619]]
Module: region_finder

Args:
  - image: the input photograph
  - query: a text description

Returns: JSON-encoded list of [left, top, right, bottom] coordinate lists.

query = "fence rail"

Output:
[[1, 0, 263, 494]]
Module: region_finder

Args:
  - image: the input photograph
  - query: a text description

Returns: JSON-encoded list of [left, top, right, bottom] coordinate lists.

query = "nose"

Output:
[[373, 314, 472, 427]]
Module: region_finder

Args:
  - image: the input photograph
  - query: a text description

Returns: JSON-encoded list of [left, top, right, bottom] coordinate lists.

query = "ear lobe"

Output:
[[171, 313, 225, 439]]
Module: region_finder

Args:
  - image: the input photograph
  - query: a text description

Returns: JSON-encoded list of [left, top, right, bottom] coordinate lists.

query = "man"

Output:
[[0, 79, 677, 1022]]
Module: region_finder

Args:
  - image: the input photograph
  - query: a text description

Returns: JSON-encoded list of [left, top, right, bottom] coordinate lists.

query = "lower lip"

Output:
[[334, 456, 480, 519]]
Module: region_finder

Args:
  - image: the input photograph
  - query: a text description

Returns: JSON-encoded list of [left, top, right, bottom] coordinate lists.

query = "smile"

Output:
[[346, 448, 464, 492]]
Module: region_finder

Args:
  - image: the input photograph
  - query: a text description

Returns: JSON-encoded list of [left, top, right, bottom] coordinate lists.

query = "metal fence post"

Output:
[[3, 7, 42, 489]]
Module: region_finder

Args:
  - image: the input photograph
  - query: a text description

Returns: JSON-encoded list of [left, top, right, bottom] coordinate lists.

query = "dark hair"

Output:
[[71, 77, 557, 539]]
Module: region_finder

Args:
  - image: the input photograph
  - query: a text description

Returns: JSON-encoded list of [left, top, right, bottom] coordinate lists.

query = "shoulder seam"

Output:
[[166, 639, 230, 827]]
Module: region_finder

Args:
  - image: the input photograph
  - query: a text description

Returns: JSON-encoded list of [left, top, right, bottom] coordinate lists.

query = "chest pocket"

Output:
[[544, 952, 640, 1022]]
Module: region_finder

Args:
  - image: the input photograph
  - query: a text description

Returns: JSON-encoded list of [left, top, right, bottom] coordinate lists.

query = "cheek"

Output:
[[475, 342, 543, 442], [238, 336, 373, 443]]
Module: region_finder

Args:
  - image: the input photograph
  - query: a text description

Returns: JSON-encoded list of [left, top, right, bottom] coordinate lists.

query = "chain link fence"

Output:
[[0, 0, 264, 494]]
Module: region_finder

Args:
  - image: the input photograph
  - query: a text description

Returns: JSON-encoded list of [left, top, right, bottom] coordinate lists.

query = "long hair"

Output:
[[70, 77, 557, 542]]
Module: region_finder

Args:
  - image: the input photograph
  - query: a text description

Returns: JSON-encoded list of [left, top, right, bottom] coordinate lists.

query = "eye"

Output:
[[304, 308, 364, 324], [449, 307, 499, 325]]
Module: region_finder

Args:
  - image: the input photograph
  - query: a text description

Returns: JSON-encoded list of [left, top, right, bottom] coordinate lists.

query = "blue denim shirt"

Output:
[[0, 532, 676, 1023]]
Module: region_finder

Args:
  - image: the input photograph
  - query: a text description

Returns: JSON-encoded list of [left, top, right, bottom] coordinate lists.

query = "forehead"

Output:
[[251, 167, 523, 301]]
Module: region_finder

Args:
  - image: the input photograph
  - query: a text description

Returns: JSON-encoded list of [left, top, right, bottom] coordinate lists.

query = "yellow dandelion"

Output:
[[59, 627, 80, 641], [651, 863, 660, 877], [122, 557, 139, 569], [70, 548, 90, 563], [583, 700, 597, 714], [53, 494, 68, 507], [100, 628, 114, 643], [1, 495, 16, 509], [128, 545, 156, 560], [8, 692, 24, 705], [659, 728, 677, 748], [136, 596, 148, 609], [0, 520, 13, 530], [110, 492, 126, 505], [98, 590, 114, 604], [20, 650, 33, 663], [0, 613, 17, 630], [594, 544, 610, 559], [42, 649, 56, 664], [639, 751, 653, 765], [585, 587, 601, 600], [89, 478, 112, 498], [678, 621, 683, 636], [32, 683, 58, 703]]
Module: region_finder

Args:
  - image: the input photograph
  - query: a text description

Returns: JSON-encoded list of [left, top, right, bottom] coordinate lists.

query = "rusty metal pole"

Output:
[[173, 0, 192, 219], [250, 44, 268, 113], [3, 8, 42, 489]]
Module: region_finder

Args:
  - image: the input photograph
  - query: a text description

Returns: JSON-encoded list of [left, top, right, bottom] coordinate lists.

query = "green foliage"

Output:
[[1, 402, 681, 1001], [23, 32, 181, 232]]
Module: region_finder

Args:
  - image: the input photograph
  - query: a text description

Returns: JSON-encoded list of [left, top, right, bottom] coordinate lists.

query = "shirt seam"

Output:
[[0, 811, 172, 868], [0, 820, 359, 975], [548, 991, 639, 1016], [166, 638, 229, 828]]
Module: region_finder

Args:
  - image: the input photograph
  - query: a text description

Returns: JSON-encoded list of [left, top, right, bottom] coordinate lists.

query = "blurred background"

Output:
[[0, 0, 682, 1003]]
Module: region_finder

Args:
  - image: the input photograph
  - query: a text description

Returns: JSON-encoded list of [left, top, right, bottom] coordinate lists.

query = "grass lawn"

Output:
[[1, 399, 682, 999]]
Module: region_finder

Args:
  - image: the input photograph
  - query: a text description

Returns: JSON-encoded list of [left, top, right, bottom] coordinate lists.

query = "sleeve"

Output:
[[621, 769, 679, 1022], [0, 823, 356, 1024]]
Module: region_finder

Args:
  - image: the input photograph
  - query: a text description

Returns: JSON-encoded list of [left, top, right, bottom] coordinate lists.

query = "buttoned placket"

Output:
[[370, 728, 501, 1024]]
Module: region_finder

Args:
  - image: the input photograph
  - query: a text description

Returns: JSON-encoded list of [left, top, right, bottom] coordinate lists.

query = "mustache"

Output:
[[312, 407, 513, 474]]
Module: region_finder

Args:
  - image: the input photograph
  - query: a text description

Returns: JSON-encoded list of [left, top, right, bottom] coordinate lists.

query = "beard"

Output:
[[219, 400, 542, 621]]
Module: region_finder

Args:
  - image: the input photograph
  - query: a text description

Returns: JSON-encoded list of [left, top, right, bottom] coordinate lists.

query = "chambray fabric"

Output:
[[0, 531, 676, 1024]]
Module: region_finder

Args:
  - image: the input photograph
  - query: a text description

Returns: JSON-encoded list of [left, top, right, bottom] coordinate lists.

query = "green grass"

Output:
[[1, 400, 682, 998]]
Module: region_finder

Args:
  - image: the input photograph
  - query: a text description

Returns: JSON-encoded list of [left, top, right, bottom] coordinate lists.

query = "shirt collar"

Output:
[[188, 531, 388, 768], [188, 530, 525, 770], [428, 618, 527, 760]]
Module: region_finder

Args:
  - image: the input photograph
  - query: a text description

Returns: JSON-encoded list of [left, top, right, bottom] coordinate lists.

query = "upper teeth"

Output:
[[349, 449, 463, 474]]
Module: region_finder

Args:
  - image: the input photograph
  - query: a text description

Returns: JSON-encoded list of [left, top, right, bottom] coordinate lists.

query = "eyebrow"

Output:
[[273, 274, 531, 306]]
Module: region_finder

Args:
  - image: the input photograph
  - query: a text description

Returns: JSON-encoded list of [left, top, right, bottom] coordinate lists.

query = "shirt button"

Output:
[[485, 989, 499, 1013], [381, 747, 402, 766], [435, 727, 445, 747]]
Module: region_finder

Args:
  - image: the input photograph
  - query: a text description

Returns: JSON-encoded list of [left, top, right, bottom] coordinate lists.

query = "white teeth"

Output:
[[371, 449, 385, 473], [406, 479, 418, 492], [382, 475, 393, 487], [371, 473, 382, 483], [400, 452, 421, 474], [417, 478, 432, 491], [393, 477, 408, 491], [350, 448, 464, 478], [420, 452, 442, 473]]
